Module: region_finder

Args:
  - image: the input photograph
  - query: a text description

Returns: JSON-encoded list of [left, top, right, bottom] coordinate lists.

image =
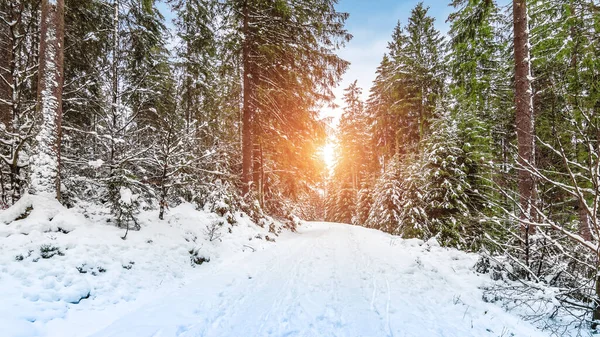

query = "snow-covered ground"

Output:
[[3, 215, 553, 337], [0, 195, 280, 337]]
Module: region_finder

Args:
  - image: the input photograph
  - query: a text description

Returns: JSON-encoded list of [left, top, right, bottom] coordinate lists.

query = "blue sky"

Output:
[[326, 0, 454, 121]]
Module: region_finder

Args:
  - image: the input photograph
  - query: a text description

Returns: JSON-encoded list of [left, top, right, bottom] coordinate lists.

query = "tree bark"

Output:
[[513, 0, 536, 234], [1, 3, 19, 204], [594, 272, 600, 329], [30, 0, 64, 199], [241, 0, 254, 195], [253, 121, 260, 196], [0, 3, 13, 129], [110, 0, 119, 166]]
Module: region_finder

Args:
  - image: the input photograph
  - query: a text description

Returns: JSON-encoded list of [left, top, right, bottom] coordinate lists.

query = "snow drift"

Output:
[[0, 196, 281, 337]]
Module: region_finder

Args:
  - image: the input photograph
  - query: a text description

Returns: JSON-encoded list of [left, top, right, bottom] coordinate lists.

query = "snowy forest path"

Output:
[[88, 222, 549, 337]]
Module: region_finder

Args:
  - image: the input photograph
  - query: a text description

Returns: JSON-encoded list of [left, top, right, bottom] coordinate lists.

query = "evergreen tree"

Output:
[[228, 0, 351, 203], [327, 81, 376, 223], [368, 54, 397, 163], [366, 156, 409, 233], [0, 0, 40, 204], [446, 0, 510, 248], [367, 4, 445, 162], [352, 183, 373, 226], [420, 117, 485, 248]]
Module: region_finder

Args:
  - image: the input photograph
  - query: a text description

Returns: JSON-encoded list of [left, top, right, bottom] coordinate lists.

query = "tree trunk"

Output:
[[30, 0, 64, 199], [513, 0, 536, 234], [241, 0, 254, 195], [577, 198, 592, 241], [110, 0, 119, 166], [10, 164, 20, 204], [0, 3, 12, 129], [253, 134, 264, 206], [260, 141, 264, 206], [1, 3, 20, 203], [594, 272, 600, 329], [253, 121, 260, 196]]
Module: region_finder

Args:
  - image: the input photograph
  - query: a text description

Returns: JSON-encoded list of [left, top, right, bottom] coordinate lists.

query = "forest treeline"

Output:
[[0, 0, 348, 224], [325, 0, 600, 330]]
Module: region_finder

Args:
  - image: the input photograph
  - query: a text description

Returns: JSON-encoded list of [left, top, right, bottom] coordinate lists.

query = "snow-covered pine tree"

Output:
[[363, 2, 448, 238], [327, 81, 377, 224], [366, 3, 446, 171], [0, 1, 40, 204], [59, 0, 172, 227], [352, 183, 373, 226], [419, 116, 483, 248], [366, 156, 414, 234], [227, 0, 351, 206], [60, 0, 113, 206], [332, 182, 355, 224], [367, 54, 397, 163], [386, 3, 446, 150], [446, 0, 509, 249]]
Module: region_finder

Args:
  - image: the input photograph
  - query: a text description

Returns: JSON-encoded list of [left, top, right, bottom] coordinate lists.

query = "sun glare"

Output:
[[322, 142, 336, 169]]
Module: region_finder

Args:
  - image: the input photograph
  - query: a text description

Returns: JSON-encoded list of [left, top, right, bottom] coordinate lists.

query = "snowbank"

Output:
[[0, 198, 280, 337]]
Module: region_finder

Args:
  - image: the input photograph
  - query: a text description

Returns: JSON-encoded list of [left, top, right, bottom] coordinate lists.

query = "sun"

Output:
[[322, 142, 336, 170]]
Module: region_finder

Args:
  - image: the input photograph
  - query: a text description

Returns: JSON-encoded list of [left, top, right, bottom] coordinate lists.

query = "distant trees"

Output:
[[329, 4, 460, 240], [326, 81, 375, 223]]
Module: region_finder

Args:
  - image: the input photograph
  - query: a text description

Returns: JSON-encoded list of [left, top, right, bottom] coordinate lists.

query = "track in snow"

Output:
[[85, 222, 548, 337]]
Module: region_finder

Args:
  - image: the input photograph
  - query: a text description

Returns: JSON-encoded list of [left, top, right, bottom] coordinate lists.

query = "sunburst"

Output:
[[321, 142, 336, 170]]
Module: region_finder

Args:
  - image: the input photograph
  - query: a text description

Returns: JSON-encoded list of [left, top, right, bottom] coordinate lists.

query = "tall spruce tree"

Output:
[[229, 0, 351, 204]]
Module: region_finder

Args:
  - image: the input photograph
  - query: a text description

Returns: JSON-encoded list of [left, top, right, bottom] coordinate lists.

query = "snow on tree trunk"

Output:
[[0, 10, 11, 129], [512, 0, 536, 234], [30, 0, 64, 199], [241, 0, 254, 196]]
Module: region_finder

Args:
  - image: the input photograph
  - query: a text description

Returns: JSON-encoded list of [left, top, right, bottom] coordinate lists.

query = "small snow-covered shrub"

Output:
[[198, 179, 239, 216], [40, 244, 64, 259], [475, 256, 510, 282], [15, 206, 33, 221], [76, 263, 107, 276], [188, 248, 210, 266], [225, 212, 236, 225], [122, 261, 135, 270], [110, 186, 141, 239], [204, 221, 223, 242], [286, 213, 303, 232]]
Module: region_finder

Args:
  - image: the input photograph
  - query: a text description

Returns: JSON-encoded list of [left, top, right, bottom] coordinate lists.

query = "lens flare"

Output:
[[322, 142, 335, 169]]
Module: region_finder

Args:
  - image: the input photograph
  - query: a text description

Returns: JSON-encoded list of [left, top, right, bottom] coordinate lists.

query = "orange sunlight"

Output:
[[321, 142, 336, 170]]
